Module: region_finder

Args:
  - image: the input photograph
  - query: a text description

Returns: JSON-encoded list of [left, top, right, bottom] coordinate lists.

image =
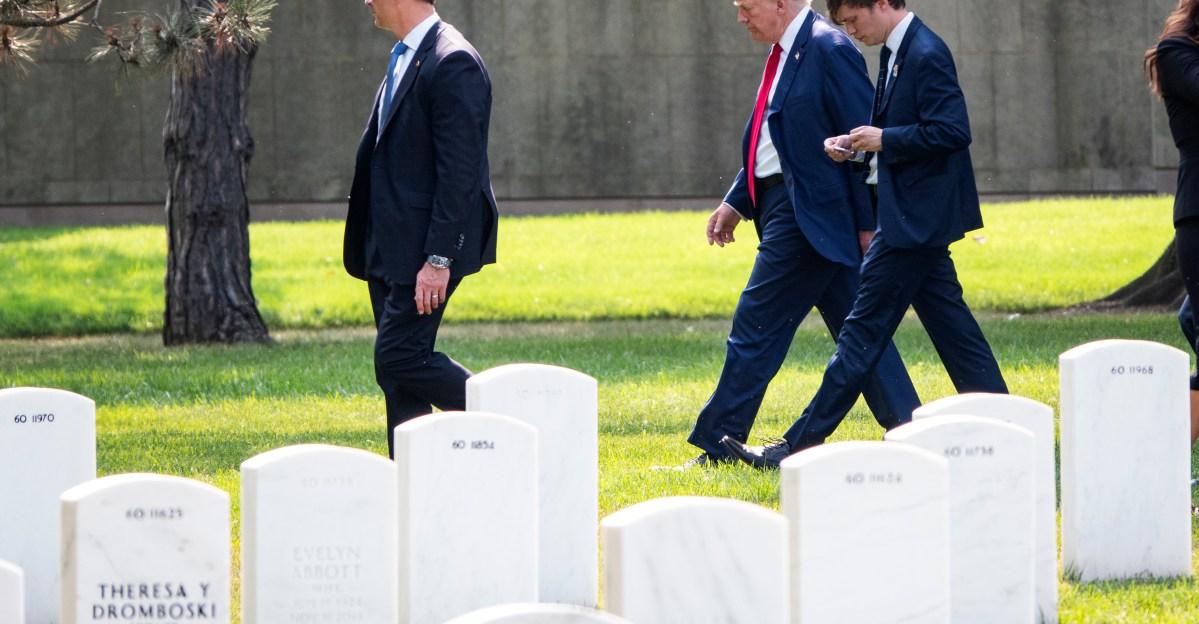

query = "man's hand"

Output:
[[414, 262, 450, 315], [824, 135, 854, 162], [849, 126, 884, 153], [707, 203, 742, 247], [858, 230, 875, 256]]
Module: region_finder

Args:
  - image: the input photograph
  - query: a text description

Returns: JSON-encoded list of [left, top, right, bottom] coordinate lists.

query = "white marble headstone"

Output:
[[1059, 340, 1192, 581], [466, 364, 599, 607], [395, 412, 538, 623], [601, 496, 788, 623], [444, 603, 631, 624], [0, 387, 96, 624], [60, 474, 230, 624], [913, 393, 1058, 624], [780, 441, 949, 624], [241, 444, 398, 624], [887, 415, 1036, 623], [0, 559, 24, 624]]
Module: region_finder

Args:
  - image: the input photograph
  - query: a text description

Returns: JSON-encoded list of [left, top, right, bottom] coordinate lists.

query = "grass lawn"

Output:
[[0, 196, 1196, 621], [0, 196, 1175, 336]]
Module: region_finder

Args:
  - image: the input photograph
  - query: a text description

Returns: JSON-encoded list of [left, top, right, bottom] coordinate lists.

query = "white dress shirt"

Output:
[[378, 12, 441, 123], [867, 12, 915, 185], [752, 5, 810, 179]]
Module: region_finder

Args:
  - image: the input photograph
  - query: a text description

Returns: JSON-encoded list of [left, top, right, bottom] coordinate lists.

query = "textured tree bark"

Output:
[[1093, 240, 1185, 309], [162, 9, 270, 345]]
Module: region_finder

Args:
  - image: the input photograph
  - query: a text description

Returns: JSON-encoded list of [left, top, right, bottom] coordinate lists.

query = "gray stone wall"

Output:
[[0, 0, 1182, 216]]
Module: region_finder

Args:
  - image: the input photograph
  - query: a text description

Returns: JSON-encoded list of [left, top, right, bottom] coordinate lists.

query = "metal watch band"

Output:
[[426, 254, 452, 269]]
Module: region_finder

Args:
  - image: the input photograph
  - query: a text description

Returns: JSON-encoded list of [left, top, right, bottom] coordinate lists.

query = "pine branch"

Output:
[[0, 0, 99, 28]]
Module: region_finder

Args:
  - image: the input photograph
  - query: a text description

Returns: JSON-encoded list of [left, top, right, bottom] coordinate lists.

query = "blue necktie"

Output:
[[872, 45, 892, 121], [382, 41, 409, 117]]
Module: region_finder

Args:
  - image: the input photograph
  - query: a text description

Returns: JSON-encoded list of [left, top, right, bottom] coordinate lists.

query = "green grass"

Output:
[[0, 198, 1194, 620], [1, 314, 1198, 621], [0, 196, 1175, 337]]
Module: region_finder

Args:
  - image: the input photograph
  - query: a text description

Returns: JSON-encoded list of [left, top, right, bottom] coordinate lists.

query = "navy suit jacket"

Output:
[[873, 16, 982, 248], [344, 22, 498, 284], [723, 11, 876, 269]]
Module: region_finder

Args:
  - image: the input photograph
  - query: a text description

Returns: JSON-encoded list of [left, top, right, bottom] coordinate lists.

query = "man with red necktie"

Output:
[[681, 0, 918, 468]]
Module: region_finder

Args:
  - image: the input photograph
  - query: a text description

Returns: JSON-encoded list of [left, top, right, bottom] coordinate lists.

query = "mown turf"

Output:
[[0, 196, 1175, 336], [1, 314, 1197, 621]]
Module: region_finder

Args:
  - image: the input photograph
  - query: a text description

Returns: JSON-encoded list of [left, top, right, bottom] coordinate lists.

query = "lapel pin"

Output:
[[892, 63, 900, 78], [794, 52, 801, 61], [415, 59, 422, 68]]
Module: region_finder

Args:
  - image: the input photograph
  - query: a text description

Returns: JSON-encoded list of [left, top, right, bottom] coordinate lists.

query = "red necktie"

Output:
[[746, 43, 783, 207]]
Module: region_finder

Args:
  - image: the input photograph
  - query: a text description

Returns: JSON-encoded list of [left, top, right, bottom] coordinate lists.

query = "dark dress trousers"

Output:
[[689, 12, 920, 459], [782, 16, 1007, 450], [1157, 37, 1199, 387], [343, 22, 498, 457]]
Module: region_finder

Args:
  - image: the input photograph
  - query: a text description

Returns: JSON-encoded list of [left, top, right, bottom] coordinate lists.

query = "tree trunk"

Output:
[[1091, 240, 1186, 309], [162, 11, 270, 346]]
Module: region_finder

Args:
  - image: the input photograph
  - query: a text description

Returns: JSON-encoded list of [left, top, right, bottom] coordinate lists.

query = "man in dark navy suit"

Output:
[[683, 0, 920, 468], [724, 0, 1008, 468], [343, 0, 497, 458]]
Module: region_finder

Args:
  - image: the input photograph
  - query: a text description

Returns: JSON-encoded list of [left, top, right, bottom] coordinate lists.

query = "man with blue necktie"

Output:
[[343, 0, 498, 458], [682, 0, 920, 469], [723, 0, 1008, 468]]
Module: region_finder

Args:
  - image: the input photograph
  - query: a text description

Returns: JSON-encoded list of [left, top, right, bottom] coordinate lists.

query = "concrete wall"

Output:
[[0, 0, 1181, 221]]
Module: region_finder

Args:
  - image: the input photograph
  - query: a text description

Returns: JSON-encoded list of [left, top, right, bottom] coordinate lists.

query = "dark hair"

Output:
[[825, 0, 905, 23], [1145, 0, 1199, 96]]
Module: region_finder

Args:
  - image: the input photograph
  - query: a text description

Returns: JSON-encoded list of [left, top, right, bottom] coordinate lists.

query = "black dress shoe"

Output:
[[720, 435, 792, 470]]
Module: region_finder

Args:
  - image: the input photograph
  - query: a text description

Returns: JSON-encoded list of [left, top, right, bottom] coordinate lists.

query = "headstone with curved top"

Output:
[[241, 444, 398, 624], [781, 441, 950, 624], [1059, 340, 1191, 581], [602, 496, 788, 623], [913, 393, 1057, 623], [467, 363, 599, 607], [60, 474, 230, 624], [888, 415, 1036, 623], [0, 387, 95, 624], [394, 412, 538, 623], [0, 559, 24, 624]]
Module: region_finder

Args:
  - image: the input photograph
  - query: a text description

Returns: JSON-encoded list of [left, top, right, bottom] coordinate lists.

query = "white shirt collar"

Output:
[[401, 12, 440, 52], [778, 5, 810, 53], [884, 12, 914, 53]]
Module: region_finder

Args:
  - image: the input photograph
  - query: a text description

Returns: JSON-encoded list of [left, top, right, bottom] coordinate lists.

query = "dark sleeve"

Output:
[[1158, 39, 1199, 106], [822, 40, 876, 232], [425, 50, 490, 259], [722, 168, 752, 219], [881, 42, 972, 164]]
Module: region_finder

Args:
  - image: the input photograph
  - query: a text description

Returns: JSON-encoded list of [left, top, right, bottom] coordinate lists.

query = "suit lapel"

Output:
[[379, 22, 442, 136], [877, 16, 921, 117], [768, 10, 816, 115]]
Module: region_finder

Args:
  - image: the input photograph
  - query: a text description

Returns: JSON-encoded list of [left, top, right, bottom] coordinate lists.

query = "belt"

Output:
[[755, 174, 784, 194]]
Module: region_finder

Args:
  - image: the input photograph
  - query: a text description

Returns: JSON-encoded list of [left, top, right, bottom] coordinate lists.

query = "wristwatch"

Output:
[[426, 254, 453, 270]]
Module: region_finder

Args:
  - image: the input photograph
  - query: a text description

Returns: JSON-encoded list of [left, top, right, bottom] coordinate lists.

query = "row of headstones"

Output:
[[0, 339, 1194, 622], [0, 364, 602, 624]]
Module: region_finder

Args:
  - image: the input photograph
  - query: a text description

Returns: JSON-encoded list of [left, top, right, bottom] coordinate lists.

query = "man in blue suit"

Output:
[[344, 0, 498, 458], [683, 0, 920, 468], [724, 0, 1008, 468]]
